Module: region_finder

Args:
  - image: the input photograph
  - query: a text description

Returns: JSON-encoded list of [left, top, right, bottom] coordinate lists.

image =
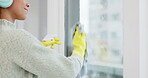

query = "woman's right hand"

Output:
[[72, 26, 86, 60]]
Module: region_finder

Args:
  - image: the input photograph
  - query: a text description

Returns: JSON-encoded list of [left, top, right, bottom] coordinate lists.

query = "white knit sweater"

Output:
[[0, 19, 83, 78]]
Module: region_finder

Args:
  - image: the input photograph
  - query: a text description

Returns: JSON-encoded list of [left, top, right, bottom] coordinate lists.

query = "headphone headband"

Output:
[[0, 0, 13, 8]]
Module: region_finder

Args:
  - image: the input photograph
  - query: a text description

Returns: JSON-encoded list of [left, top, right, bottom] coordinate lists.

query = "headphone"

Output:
[[0, 0, 13, 8]]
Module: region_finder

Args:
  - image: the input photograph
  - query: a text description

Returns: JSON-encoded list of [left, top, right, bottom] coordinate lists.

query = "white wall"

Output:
[[47, 0, 65, 54], [15, 0, 40, 38], [140, 0, 148, 78], [16, 0, 47, 41], [24, 0, 40, 39]]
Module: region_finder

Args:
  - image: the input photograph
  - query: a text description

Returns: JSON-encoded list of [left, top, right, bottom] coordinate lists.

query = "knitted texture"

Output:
[[0, 19, 83, 78]]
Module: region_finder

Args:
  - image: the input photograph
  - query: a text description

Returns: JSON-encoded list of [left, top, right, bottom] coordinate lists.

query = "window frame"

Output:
[[64, 0, 80, 56], [123, 0, 139, 78]]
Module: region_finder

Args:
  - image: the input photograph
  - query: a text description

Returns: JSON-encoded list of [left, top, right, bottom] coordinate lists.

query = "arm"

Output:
[[11, 29, 83, 78]]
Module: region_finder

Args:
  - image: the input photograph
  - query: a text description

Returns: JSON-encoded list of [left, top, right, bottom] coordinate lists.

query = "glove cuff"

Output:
[[72, 49, 85, 60]]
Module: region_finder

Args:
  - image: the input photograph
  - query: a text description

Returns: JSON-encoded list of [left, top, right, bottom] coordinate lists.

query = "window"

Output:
[[80, 0, 123, 78], [65, 0, 123, 78]]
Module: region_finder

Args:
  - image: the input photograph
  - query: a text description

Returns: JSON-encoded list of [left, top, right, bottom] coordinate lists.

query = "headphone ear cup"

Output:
[[0, 0, 13, 8]]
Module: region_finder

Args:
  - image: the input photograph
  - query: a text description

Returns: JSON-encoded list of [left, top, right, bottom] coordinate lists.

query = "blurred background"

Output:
[[80, 0, 123, 78]]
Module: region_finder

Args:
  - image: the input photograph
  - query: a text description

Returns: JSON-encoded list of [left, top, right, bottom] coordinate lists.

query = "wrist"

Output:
[[72, 49, 85, 60]]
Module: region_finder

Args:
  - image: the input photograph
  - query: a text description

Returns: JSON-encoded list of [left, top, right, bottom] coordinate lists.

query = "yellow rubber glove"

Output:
[[72, 26, 86, 60], [42, 37, 62, 49]]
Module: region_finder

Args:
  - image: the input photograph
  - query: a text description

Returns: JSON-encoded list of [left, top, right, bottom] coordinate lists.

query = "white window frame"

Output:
[[47, 0, 148, 78], [139, 0, 148, 78], [123, 0, 139, 78], [124, 0, 148, 78]]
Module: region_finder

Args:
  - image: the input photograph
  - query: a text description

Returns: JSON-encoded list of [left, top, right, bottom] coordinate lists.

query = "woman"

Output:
[[0, 0, 86, 78]]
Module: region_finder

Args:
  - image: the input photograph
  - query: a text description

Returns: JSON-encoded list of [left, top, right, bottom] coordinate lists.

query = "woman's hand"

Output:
[[72, 26, 86, 60]]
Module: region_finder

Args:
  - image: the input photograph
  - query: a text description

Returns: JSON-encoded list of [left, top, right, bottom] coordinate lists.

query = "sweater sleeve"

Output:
[[10, 29, 83, 78]]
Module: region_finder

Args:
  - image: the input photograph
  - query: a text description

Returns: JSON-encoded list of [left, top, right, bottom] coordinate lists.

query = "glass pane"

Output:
[[80, 0, 123, 78]]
